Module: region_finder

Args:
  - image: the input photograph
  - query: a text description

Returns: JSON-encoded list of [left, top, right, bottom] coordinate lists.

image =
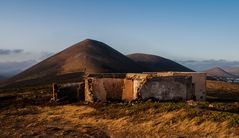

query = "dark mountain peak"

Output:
[[63, 39, 116, 56], [78, 39, 104, 46], [83, 38, 97, 42]]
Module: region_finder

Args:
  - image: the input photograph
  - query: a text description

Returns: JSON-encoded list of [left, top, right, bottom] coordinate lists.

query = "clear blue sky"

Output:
[[0, 0, 239, 62]]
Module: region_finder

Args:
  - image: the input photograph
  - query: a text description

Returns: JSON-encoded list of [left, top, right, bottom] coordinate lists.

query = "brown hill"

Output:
[[127, 53, 194, 72], [224, 67, 239, 76], [205, 67, 237, 78], [4, 39, 145, 86]]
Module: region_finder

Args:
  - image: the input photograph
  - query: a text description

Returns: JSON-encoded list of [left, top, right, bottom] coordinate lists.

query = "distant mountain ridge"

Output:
[[205, 67, 238, 78], [0, 75, 6, 81], [224, 67, 239, 76]]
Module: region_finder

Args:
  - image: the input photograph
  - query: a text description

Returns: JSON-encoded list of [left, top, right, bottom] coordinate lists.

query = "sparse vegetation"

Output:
[[207, 80, 239, 101], [0, 101, 239, 137]]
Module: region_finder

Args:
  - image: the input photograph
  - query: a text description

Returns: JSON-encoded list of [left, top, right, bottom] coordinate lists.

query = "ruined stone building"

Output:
[[53, 72, 206, 103]]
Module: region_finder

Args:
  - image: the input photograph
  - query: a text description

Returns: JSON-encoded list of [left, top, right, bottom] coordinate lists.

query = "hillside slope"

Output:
[[127, 53, 194, 72]]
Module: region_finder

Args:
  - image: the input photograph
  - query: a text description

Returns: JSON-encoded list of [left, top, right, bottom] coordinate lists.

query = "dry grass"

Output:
[[0, 102, 239, 138], [207, 80, 239, 93]]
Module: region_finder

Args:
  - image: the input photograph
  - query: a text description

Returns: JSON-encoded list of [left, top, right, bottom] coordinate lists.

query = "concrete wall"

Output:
[[138, 76, 192, 101], [156, 72, 206, 101], [173, 72, 206, 101]]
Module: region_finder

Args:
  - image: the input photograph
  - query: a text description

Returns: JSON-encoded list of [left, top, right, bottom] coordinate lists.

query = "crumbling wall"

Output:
[[85, 79, 94, 102], [156, 72, 206, 101], [85, 78, 124, 102], [173, 72, 206, 101], [126, 73, 150, 100], [137, 76, 192, 101]]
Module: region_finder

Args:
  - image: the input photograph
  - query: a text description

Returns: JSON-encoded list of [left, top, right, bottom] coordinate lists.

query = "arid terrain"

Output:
[[1, 0, 239, 137], [0, 80, 239, 137]]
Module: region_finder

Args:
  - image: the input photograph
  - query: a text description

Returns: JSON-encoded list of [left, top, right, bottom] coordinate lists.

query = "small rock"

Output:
[[208, 104, 214, 108]]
